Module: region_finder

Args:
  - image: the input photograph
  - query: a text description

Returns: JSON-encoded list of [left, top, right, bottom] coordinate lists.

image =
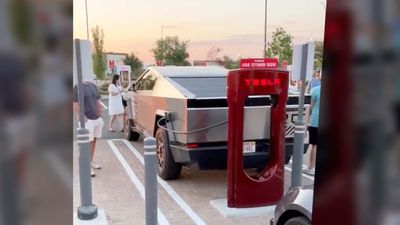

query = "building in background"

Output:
[[104, 52, 128, 76], [193, 60, 224, 66]]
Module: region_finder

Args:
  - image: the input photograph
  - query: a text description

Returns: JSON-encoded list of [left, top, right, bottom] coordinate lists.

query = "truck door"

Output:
[[134, 71, 158, 135]]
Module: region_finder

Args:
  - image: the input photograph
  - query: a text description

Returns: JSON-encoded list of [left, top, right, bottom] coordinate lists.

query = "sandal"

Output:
[[109, 128, 116, 132]]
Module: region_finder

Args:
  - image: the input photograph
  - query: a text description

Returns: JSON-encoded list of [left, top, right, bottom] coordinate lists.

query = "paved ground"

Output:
[[73, 99, 314, 225]]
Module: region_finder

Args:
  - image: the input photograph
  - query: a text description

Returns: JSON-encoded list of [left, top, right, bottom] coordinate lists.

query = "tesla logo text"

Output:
[[245, 78, 280, 87]]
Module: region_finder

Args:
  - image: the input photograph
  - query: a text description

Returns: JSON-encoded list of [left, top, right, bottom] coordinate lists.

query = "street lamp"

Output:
[[264, 0, 268, 58], [320, 1, 326, 10], [85, 0, 89, 40]]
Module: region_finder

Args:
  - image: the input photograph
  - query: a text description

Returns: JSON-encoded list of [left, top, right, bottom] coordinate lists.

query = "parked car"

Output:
[[270, 185, 313, 225], [124, 66, 311, 180]]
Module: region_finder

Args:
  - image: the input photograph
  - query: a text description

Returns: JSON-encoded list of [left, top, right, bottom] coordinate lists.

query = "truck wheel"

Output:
[[124, 118, 140, 141], [155, 126, 182, 180], [284, 216, 311, 225]]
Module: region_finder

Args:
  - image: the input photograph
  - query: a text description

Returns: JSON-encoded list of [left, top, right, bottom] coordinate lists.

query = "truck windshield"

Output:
[[171, 77, 227, 98]]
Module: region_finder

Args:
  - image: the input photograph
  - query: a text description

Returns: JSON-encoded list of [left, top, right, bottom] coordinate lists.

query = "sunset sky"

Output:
[[73, 0, 326, 65]]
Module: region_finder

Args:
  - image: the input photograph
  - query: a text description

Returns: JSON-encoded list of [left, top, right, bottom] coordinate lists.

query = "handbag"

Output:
[[116, 84, 128, 107], [121, 95, 127, 108]]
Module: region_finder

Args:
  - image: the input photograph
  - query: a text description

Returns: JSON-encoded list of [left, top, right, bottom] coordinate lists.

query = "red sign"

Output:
[[108, 60, 115, 68], [245, 78, 281, 87], [282, 60, 288, 69], [240, 58, 278, 69], [156, 60, 163, 66]]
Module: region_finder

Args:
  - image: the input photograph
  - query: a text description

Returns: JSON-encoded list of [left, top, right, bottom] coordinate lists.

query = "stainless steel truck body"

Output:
[[124, 66, 310, 179], [270, 185, 313, 225]]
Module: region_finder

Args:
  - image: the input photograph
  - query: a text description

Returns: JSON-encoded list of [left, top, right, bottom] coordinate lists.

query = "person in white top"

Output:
[[108, 74, 125, 131]]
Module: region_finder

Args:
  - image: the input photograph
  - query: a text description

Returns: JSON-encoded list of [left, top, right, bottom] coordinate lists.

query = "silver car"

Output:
[[270, 185, 313, 225]]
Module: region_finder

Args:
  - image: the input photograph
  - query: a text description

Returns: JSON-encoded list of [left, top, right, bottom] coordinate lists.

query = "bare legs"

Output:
[[109, 114, 123, 131], [309, 144, 317, 169], [90, 137, 96, 161], [109, 115, 116, 130]]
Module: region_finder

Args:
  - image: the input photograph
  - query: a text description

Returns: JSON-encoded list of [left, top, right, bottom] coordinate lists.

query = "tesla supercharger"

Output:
[[227, 66, 288, 208]]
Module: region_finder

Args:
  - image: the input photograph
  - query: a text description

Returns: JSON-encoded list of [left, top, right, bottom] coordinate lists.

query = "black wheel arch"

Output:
[[154, 114, 165, 137], [276, 210, 310, 225]]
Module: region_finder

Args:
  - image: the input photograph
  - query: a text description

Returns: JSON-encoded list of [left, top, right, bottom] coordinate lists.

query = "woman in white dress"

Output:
[[108, 75, 125, 131]]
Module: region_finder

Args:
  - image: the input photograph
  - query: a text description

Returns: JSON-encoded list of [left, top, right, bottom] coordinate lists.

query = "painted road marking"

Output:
[[107, 140, 170, 225], [45, 151, 73, 193], [121, 139, 207, 225]]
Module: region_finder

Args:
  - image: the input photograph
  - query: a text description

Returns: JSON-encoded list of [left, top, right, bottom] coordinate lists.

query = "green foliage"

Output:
[[152, 36, 191, 66], [314, 41, 324, 70], [266, 27, 293, 65], [124, 53, 144, 80], [207, 46, 222, 61], [91, 25, 106, 80], [222, 56, 239, 69], [10, 0, 32, 45]]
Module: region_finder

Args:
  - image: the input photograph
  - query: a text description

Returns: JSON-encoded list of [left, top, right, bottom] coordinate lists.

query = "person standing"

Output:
[[108, 74, 125, 132], [73, 77, 104, 177], [304, 84, 321, 175]]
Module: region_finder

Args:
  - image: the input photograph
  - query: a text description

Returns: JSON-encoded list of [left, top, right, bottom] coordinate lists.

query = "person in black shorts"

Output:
[[304, 85, 321, 175]]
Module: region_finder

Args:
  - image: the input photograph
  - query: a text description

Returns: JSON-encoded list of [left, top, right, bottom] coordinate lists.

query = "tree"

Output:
[[91, 25, 106, 80], [266, 27, 293, 65], [124, 53, 144, 80], [10, 0, 32, 45], [314, 41, 324, 70], [152, 36, 191, 66], [206, 46, 222, 61], [222, 55, 239, 69]]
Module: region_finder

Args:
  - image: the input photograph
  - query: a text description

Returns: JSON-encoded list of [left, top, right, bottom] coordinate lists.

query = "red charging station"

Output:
[[227, 58, 288, 208]]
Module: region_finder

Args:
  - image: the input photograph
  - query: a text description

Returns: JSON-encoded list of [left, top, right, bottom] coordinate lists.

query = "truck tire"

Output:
[[155, 126, 182, 180], [124, 119, 140, 141], [284, 216, 311, 225]]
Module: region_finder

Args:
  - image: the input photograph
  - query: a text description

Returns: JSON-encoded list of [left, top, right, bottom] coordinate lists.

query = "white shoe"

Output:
[[91, 161, 101, 169], [303, 168, 315, 175], [91, 168, 96, 177]]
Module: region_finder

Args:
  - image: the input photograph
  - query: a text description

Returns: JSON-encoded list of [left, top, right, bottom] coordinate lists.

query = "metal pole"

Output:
[[0, 153, 19, 225], [291, 44, 309, 188], [85, 0, 90, 40], [144, 138, 158, 225], [264, 0, 268, 58], [75, 39, 98, 220]]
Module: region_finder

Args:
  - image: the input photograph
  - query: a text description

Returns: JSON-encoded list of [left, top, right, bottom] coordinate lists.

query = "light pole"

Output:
[[85, 0, 89, 40], [263, 0, 268, 58], [320, 1, 326, 10], [161, 25, 164, 40]]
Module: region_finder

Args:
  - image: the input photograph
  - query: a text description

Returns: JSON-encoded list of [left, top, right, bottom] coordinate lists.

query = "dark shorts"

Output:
[[308, 126, 318, 145]]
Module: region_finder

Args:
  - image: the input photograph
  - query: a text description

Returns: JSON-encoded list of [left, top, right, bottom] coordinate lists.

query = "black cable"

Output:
[[157, 117, 228, 134]]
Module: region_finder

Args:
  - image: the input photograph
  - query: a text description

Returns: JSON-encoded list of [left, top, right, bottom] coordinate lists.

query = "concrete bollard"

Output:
[[144, 137, 158, 225]]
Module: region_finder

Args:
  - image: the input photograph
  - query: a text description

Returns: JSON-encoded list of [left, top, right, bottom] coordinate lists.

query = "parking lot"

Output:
[[73, 99, 314, 225]]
